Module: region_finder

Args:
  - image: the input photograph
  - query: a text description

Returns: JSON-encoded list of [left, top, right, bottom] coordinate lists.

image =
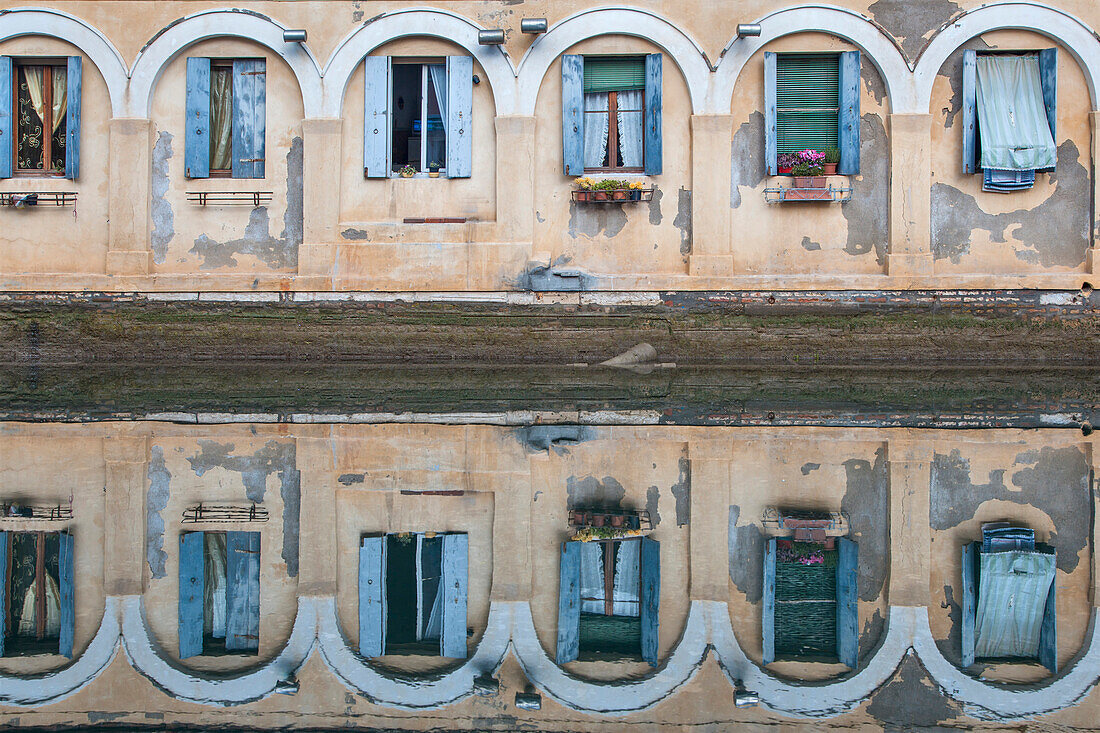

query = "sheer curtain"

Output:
[[18, 574, 61, 637], [615, 90, 644, 169], [578, 542, 605, 614], [210, 67, 234, 171], [611, 540, 641, 617], [51, 68, 67, 134], [427, 64, 448, 168], [204, 533, 228, 639], [22, 66, 46, 126], [583, 92, 609, 169]]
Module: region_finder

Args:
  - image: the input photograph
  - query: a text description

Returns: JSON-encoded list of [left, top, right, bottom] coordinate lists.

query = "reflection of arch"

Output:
[[913, 1, 1100, 112], [0, 7, 129, 116], [321, 8, 514, 117], [712, 5, 912, 114], [511, 601, 706, 714], [316, 597, 510, 707], [0, 597, 120, 707], [515, 6, 711, 115], [128, 9, 322, 117], [914, 608, 1100, 721], [120, 595, 314, 705]]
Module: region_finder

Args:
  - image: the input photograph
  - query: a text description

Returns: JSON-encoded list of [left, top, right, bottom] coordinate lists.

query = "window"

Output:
[[0, 56, 82, 180], [764, 51, 860, 175], [562, 54, 662, 176], [185, 58, 266, 179], [363, 56, 473, 179], [961, 50, 1057, 192], [178, 531, 260, 658], [0, 530, 75, 658], [358, 532, 468, 658]]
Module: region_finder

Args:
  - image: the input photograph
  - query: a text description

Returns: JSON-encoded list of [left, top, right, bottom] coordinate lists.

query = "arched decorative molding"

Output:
[[0, 7, 129, 116], [120, 594, 315, 705], [321, 8, 515, 118], [913, 1, 1100, 112], [914, 607, 1100, 721], [128, 8, 322, 118], [316, 597, 511, 707], [515, 6, 711, 116], [712, 4, 914, 114], [510, 601, 708, 714], [0, 597, 121, 707], [710, 602, 913, 718]]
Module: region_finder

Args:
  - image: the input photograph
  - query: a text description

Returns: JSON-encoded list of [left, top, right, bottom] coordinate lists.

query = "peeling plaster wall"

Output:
[[148, 37, 305, 275], [929, 31, 1092, 274], [0, 36, 110, 276], [729, 33, 890, 276]]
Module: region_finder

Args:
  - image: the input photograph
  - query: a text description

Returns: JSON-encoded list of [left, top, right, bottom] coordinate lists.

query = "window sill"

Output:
[[390, 173, 447, 180]]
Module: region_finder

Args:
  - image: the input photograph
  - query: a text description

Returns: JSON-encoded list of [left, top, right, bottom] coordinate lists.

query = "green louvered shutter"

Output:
[[583, 57, 646, 94], [776, 54, 840, 155]]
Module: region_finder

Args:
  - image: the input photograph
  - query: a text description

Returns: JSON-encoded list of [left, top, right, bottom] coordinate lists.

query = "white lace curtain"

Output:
[[210, 67, 234, 171], [583, 92, 609, 169], [578, 540, 641, 617], [615, 89, 644, 169], [17, 573, 61, 637]]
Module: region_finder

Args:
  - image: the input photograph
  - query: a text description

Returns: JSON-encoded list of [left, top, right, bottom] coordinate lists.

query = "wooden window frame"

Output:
[[389, 60, 448, 177], [208, 61, 234, 178], [4, 531, 52, 643], [583, 89, 645, 174], [12, 62, 66, 177]]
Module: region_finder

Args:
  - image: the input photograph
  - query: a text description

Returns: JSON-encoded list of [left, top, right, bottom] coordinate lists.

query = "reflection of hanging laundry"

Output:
[[18, 572, 61, 637]]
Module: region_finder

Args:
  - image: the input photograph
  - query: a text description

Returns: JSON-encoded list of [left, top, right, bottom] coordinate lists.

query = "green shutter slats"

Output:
[[775, 54, 841, 155], [583, 57, 646, 94]]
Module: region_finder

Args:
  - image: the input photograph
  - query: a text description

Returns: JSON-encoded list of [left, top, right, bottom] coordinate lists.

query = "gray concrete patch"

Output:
[[842, 114, 889, 265], [646, 485, 661, 527], [866, 652, 961, 728], [338, 473, 365, 485], [800, 237, 822, 252], [938, 39, 994, 130], [341, 228, 371, 241], [861, 61, 887, 106], [518, 256, 595, 291], [859, 609, 884, 663], [841, 446, 889, 602], [146, 446, 171, 579], [937, 582, 964, 666], [730, 112, 767, 209], [186, 439, 297, 503], [514, 425, 595, 454], [280, 460, 301, 578], [672, 457, 691, 527], [801, 462, 821, 475], [868, 0, 964, 62], [675, 188, 693, 255], [566, 475, 626, 510], [648, 186, 663, 225], [728, 504, 764, 602], [930, 445, 1090, 573], [150, 131, 174, 265], [567, 199, 628, 239]]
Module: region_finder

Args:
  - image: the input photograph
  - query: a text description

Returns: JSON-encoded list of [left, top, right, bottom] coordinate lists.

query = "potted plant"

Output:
[[629, 180, 645, 201], [428, 161, 442, 178], [611, 180, 630, 201], [777, 152, 798, 175], [823, 148, 840, 176], [398, 164, 416, 179], [593, 179, 613, 201], [792, 149, 826, 189], [574, 176, 595, 202]]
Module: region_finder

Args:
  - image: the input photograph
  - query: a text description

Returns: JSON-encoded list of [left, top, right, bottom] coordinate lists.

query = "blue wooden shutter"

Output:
[[1038, 48, 1057, 172], [1038, 570, 1057, 673], [440, 533, 468, 658], [232, 59, 266, 179], [185, 57, 211, 179], [764, 52, 777, 176], [960, 541, 979, 666], [555, 541, 581, 663], [446, 56, 473, 178], [639, 537, 660, 667], [64, 56, 82, 180], [178, 531, 205, 658], [59, 532, 75, 658], [762, 537, 776, 664], [961, 50, 978, 175], [837, 51, 860, 175], [363, 56, 390, 178], [0, 532, 8, 657], [644, 54, 663, 176], [225, 531, 260, 652], [358, 535, 386, 657], [835, 537, 858, 668], [561, 55, 584, 176], [0, 57, 12, 179]]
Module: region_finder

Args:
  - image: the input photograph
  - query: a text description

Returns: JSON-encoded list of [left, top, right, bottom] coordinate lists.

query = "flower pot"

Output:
[[777, 166, 793, 175], [593, 191, 610, 201], [574, 191, 590, 202], [630, 190, 641, 201], [400, 171, 415, 179], [428, 171, 440, 178], [571, 510, 586, 525], [785, 187, 832, 201], [793, 176, 826, 189], [591, 514, 606, 527], [823, 163, 837, 175], [610, 514, 625, 528], [612, 189, 629, 201]]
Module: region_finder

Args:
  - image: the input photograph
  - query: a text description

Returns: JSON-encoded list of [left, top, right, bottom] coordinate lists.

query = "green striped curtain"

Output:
[[584, 57, 646, 94], [776, 54, 839, 154]]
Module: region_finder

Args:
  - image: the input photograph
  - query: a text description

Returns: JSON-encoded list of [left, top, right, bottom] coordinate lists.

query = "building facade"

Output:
[[0, 1, 1098, 293]]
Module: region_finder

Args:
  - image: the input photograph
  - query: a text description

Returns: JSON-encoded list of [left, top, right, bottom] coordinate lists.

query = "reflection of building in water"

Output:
[[0, 421, 1096, 728]]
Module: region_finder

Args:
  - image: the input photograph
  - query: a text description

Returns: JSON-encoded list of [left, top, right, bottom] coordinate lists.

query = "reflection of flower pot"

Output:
[[630, 190, 641, 201], [592, 514, 606, 527], [610, 514, 625, 527], [778, 166, 793, 175], [572, 510, 586, 525], [793, 176, 826, 189], [823, 163, 837, 175], [428, 172, 440, 178], [612, 189, 629, 201], [594, 191, 610, 201]]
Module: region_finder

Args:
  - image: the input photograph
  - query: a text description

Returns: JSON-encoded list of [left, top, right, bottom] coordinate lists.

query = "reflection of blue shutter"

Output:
[[446, 56, 473, 178], [644, 54, 662, 176], [837, 51, 860, 175], [363, 57, 390, 178], [0, 57, 12, 179], [764, 52, 777, 176], [835, 538, 858, 668], [961, 50, 978, 175], [0, 531, 8, 657], [762, 537, 776, 664], [961, 541, 979, 666], [178, 531, 205, 659], [59, 532, 75, 658], [359, 536, 386, 657], [639, 537, 660, 667], [440, 533, 468, 658], [65, 56, 82, 180], [225, 531, 260, 652], [555, 542, 581, 663], [1037, 48, 1057, 172], [1038, 570, 1057, 673], [185, 58, 211, 179], [232, 59, 266, 179], [561, 55, 584, 176]]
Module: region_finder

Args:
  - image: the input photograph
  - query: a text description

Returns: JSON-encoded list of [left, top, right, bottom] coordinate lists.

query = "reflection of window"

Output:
[[358, 532, 468, 658], [577, 539, 641, 655], [184, 58, 266, 179], [0, 530, 75, 658], [581, 57, 645, 172], [178, 531, 260, 658], [390, 63, 447, 174], [14, 63, 67, 174]]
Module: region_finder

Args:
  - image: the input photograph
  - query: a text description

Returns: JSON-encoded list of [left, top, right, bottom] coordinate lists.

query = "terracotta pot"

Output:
[[793, 176, 826, 189], [594, 191, 610, 201], [823, 162, 837, 175], [610, 514, 625, 527], [785, 187, 832, 201], [575, 191, 590, 202], [572, 510, 586, 525], [592, 514, 606, 527], [612, 189, 629, 201]]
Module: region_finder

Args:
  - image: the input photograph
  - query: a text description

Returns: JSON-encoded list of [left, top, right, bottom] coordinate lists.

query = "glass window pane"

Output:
[[391, 64, 422, 171], [16, 66, 45, 171], [424, 65, 447, 171]]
